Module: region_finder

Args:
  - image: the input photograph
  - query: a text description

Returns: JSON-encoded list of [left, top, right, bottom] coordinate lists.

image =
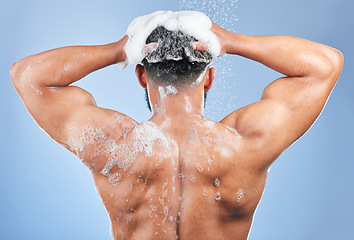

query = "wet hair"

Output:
[[142, 26, 212, 111], [143, 26, 212, 85]]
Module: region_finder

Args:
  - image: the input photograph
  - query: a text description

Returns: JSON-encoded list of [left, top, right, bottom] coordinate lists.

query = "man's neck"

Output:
[[148, 84, 205, 121]]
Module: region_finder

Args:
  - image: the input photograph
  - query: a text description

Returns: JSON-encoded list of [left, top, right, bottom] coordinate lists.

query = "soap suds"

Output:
[[158, 85, 178, 101], [101, 121, 172, 176], [118, 11, 220, 69], [158, 86, 167, 100], [108, 173, 121, 184], [64, 125, 108, 158], [21, 65, 32, 76], [30, 84, 43, 95], [165, 85, 178, 95], [236, 188, 244, 203], [184, 96, 193, 113], [195, 162, 204, 173]]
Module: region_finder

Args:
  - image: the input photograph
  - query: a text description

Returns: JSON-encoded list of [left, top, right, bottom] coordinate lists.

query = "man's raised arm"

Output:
[[10, 36, 136, 150], [214, 23, 343, 169]]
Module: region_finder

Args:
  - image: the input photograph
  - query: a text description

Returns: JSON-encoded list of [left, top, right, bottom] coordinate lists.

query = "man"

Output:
[[11, 13, 343, 240]]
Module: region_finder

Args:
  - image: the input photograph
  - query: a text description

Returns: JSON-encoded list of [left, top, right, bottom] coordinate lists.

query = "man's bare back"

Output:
[[69, 112, 266, 239], [11, 11, 343, 240]]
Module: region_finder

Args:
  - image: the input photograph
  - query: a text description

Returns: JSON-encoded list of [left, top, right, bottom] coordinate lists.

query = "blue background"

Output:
[[1, 0, 353, 239]]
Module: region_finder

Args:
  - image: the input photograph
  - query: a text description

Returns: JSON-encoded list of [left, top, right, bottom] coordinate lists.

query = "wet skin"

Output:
[[80, 114, 267, 239], [11, 22, 342, 240]]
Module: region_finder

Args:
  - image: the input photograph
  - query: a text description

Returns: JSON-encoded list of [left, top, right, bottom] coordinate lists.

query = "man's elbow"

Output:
[[10, 61, 20, 83], [10, 57, 32, 88], [332, 49, 344, 76], [322, 48, 344, 81], [336, 50, 344, 75]]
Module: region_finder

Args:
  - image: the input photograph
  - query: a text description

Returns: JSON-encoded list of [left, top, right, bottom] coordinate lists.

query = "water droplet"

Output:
[[203, 189, 208, 196], [159, 197, 165, 206], [164, 206, 169, 216], [214, 178, 220, 187], [126, 215, 132, 224], [236, 188, 244, 203], [196, 163, 204, 173], [215, 191, 221, 201]]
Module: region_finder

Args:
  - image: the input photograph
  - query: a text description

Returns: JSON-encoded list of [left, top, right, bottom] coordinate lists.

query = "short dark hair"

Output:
[[142, 26, 212, 111], [142, 26, 212, 85]]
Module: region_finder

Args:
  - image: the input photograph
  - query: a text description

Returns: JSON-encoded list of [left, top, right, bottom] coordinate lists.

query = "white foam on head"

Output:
[[118, 11, 220, 69]]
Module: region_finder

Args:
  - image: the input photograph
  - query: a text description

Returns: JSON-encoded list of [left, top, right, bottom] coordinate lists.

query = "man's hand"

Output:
[[144, 42, 158, 54], [192, 42, 208, 52], [115, 35, 129, 63], [211, 23, 230, 56], [144, 41, 208, 54]]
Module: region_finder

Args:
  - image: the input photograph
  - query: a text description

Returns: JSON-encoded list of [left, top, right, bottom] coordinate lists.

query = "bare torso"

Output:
[[10, 20, 342, 240], [74, 114, 269, 240]]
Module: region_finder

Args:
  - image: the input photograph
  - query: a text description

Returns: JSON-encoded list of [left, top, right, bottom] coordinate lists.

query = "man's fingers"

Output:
[[192, 42, 208, 52], [145, 42, 208, 54], [144, 43, 158, 54]]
